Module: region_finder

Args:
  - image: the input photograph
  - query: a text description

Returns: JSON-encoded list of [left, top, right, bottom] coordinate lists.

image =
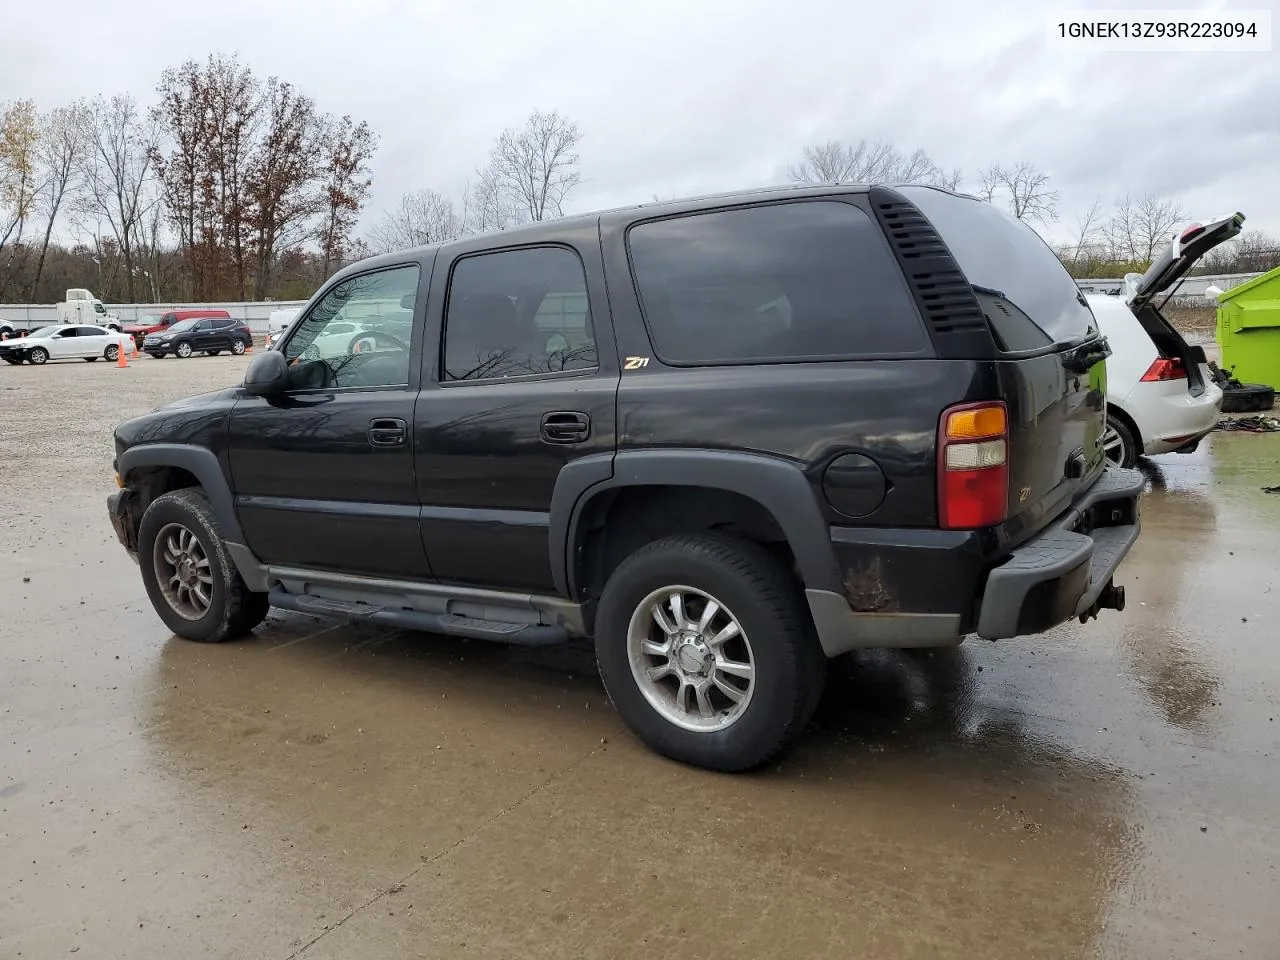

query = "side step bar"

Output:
[[268, 587, 569, 647]]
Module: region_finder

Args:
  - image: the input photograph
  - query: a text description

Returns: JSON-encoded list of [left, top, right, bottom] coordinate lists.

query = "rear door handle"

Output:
[[540, 411, 590, 444], [368, 417, 407, 447]]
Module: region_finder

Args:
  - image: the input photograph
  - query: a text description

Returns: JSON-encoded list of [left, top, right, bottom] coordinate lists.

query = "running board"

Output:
[[268, 587, 569, 647]]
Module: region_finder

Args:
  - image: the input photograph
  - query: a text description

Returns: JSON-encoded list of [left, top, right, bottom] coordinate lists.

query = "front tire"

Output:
[[174, 340, 193, 359], [594, 533, 825, 772], [137, 488, 270, 643], [28, 347, 49, 365], [1103, 414, 1138, 468]]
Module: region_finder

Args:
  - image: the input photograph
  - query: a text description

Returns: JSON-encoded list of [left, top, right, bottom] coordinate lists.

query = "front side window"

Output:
[[443, 247, 597, 382], [628, 200, 928, 364], [284, 265, 420, 390]]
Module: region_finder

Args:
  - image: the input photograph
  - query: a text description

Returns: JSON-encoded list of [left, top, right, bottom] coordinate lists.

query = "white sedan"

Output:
[[1087, 213, 1241, 467], [0, 324, 132, 366]]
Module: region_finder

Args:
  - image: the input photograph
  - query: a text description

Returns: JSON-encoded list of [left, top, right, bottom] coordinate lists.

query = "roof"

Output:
[[1216, 264, 1280, 302]]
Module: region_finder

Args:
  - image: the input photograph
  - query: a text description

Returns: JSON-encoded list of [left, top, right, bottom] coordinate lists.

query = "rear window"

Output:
[[898, 186, 1097, 350], [627, 200, 929, 364]]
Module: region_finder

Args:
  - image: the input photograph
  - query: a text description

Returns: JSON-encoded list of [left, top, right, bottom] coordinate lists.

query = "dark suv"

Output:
[[106, 184, 1142, 771], [143, 316, 254, 358]]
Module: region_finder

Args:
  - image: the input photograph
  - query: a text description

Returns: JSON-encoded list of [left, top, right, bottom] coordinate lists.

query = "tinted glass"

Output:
[[78, 326, 108, 336], [897, 186, 1097, 350], [443, 247, 597, 381], [168, 319, 200, 333], [284, 264, 419, 389], [627, 201, 928, 364]]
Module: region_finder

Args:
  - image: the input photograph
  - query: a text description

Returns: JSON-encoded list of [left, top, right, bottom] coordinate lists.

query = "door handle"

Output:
[[540, 411, 590, 444], [368, 417, 407, 447]]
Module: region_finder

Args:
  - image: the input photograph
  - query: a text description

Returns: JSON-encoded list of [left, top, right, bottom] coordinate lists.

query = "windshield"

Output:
[[26, 327, 61, 339], [166, 319, 201, 333], [135, 314, 164, 325], [898, 186, 1098, 350], [93, 302, 106, 314]]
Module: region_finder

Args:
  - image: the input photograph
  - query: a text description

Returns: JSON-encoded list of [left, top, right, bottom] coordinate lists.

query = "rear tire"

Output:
[[105, 344, 119, 361], [231, 339, 247, 355], [1103, 414, 1138, 468], [594, 533, 825, 772], [137, 488, 270, 643]]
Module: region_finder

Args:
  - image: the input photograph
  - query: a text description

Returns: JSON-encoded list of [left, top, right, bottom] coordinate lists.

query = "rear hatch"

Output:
[[898, 186, 1111, 540], [1125, 213, 1245, 396]]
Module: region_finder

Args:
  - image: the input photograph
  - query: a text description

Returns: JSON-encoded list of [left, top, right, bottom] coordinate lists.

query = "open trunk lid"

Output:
[[1126, 212, 1244, 396]]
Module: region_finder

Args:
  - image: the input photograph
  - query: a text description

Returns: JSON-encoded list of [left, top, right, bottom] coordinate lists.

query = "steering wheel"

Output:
[[348, 330, 409, 356]]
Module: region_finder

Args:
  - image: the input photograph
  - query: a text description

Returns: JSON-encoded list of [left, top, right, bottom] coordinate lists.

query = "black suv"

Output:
[[107, 185, 1142, 771], [143, 317, 254, 358]]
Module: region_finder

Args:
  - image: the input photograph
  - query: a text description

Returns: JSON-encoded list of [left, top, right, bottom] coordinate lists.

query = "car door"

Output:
[[187, 319, 215, 352], [227, 261, 434, 580], [77, 325, 112, 357], [414, 225, 619, 592], [205, 318, 232, 351], [47, 327, 78, 359]]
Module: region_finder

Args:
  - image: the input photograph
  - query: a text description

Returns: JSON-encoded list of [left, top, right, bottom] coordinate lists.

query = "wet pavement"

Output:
[[2, 357, 1278, 959]]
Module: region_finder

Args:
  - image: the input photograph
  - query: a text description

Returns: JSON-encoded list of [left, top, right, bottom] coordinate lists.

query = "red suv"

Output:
[[123, 309, 233, 349]]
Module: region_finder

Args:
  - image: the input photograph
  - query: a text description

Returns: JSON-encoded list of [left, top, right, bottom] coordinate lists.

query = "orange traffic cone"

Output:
[[130, 337, 140, 359], [116, 340, 129, 368]]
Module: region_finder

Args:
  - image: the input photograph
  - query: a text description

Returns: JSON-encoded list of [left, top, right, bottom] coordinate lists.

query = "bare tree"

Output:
[[480, 109, 583, 224], [1104, 192, 1187, 263], [368, 189, 462, 253], [28, 101, 89, 299], [980, 162, 1059, 224], [1069, 196, 1104, 263], [461, 165, 523, 234], [788, 138, 955, 187], [317, 115, 377, 278], [0, 99, 42, 299]]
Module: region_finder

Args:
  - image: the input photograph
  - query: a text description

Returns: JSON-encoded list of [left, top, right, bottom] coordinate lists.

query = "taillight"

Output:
[[1140, 357, 1186, 382], [938, 401, 1009, 530]]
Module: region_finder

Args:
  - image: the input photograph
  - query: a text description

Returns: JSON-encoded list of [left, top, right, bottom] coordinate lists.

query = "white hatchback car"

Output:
[[1086, 213, 1241, 467]]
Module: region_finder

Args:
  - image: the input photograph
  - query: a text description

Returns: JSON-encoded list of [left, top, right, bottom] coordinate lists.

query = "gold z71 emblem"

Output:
[[1019, 486, 1032, 503], [623, 356, 650, 370]]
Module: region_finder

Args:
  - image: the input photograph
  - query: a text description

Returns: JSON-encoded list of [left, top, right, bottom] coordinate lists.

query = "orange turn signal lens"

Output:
[[945, 405, 1007, 440]]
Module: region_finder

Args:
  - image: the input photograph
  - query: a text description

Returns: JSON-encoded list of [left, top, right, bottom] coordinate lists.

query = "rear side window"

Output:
[[897, 186, 1097, 350], [627, 201, 928, 364], [443, 246, 598, 382]]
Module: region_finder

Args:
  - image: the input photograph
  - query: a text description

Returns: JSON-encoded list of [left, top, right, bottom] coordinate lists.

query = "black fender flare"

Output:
[[117, 443, 245, 544], [549, 449, 842, 598]]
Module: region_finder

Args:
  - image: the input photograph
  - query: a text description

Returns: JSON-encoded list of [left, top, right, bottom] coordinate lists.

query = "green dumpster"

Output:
[[1216, 265, 1280, 389]]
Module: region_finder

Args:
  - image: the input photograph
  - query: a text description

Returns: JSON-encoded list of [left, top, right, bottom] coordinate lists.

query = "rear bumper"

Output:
[[974, 466, 1144, 640], [808, 465, 1145, 654]]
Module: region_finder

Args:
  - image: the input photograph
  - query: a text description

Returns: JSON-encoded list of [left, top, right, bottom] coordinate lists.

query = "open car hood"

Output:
[[1127, 212, 1245, 310]]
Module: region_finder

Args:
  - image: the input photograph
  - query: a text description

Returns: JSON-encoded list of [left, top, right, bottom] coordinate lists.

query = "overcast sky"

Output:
[[3, 0, 1277, 244]]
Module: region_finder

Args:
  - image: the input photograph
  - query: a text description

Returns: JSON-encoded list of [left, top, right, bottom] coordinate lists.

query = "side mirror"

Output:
[[243, 349, 289, 396]]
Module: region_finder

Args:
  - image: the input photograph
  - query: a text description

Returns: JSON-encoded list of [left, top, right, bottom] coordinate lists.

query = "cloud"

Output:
[[2, 0, 1275, 243]]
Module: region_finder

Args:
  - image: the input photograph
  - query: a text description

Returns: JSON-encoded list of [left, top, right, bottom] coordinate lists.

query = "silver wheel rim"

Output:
[[153, 522, 214, 620], [106, 345, 118, 360], [1103, 426, 1127, 464], [626, 585, 755, 732], [232, 340, 245, 354], [30, 349, 46, 364], [177, 342, 192, 358]]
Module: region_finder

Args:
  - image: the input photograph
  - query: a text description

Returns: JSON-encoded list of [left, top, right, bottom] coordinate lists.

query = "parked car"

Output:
[[124, 309, 233, 349], [0, 324, 130, 365], [143, 317, 254, 358], [1087, 213, 1242, 467], [106, 184, 1142, 772]]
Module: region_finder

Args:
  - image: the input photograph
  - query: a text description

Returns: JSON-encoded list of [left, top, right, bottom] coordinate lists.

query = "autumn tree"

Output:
[[317, 115, 376, 278], [247, 79, 322, 297], [0, 99, 41, 300]]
